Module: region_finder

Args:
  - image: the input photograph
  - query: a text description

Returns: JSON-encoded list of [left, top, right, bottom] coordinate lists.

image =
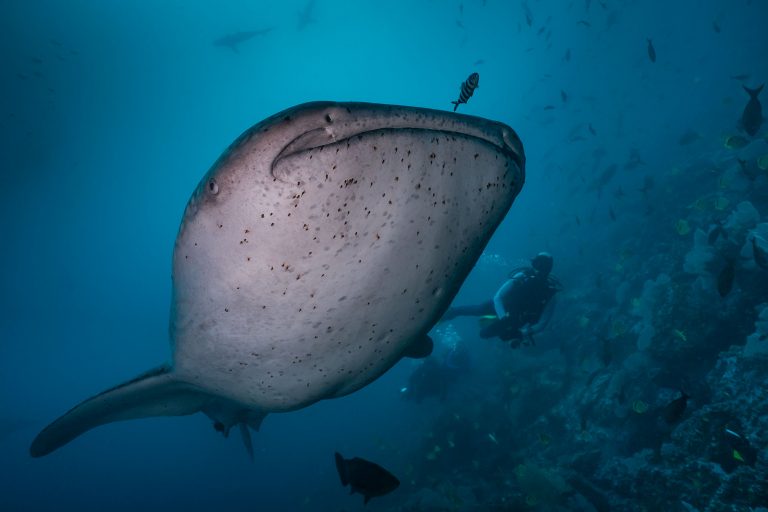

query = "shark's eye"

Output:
[[207, 179, 219, 195]]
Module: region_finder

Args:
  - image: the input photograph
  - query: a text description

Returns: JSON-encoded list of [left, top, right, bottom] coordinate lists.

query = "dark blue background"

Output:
[[2, 1, 766, 510]]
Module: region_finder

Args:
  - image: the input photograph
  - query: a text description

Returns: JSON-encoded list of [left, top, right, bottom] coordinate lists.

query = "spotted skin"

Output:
[[31, 102, 525, 457]]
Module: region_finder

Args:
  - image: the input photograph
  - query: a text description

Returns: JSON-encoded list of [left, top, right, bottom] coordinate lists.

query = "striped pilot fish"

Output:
[[452, 72, 480, 112]]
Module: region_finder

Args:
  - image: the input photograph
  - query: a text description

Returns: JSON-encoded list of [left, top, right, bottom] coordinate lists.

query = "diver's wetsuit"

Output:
[[443, 268, 560, 342]]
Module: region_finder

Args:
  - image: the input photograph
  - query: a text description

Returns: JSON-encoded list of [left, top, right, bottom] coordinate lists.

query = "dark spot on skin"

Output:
[[325, 114, 333, 123]]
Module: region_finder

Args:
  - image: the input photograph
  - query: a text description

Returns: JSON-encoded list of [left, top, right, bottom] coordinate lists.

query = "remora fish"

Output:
[[30, 102, 525, 457]]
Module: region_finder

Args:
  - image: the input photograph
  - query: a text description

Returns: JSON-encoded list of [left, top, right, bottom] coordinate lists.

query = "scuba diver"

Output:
[[442, 252, 562, 347]]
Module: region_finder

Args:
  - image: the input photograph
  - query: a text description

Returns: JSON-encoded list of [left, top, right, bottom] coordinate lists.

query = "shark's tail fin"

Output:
[[30, 365, 209, 457], [744, 84, 764, 99]]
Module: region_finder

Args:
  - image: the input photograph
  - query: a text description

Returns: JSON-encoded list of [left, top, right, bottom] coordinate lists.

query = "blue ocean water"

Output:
[[2, 0, 767, 511]]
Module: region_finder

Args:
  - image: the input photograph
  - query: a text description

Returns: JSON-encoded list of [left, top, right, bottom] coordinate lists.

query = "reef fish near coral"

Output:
[[335, 452, 400, 504], [741, 84, 764, 136], [717, 259, 736, 297], [663, 391, 690, 424], [29, 101, 525, 458], [752, 238, 768, 270]]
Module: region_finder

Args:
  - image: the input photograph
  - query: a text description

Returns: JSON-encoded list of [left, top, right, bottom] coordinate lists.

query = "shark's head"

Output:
[[170, 101, 524, 408], [177, 101, 524, 245]]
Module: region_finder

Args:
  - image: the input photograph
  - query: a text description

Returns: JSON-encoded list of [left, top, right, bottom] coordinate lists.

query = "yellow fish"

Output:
[[687, 198, 710, 210], [757, 154, 768, 171], [676, 219, 691, 235], [724, 135, 749, 149], [714, 197, 729, 210]]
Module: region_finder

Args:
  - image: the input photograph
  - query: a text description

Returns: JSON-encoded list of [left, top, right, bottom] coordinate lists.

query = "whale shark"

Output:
[[30, 101, 525, 457]]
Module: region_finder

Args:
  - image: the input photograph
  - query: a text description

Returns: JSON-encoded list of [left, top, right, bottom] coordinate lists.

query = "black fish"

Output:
[[561, 90, 568, 103], [563, 48, 572, 61], [663, 391, 689, 424], [752, 238, 768, 270], [646, 38, 656, 63], [588, 123, 597, 135], [451, 72, 479, 111], [737, 158, 759, 181], [335, 452, 399, 505], [717, 259, 736, 297], [707, 221, 726, 245], [741, 84, 763, 136]]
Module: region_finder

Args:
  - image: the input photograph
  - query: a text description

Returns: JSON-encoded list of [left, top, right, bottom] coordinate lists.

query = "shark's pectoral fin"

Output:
[[402, 335, 434, 359], [30, 365, 208, 457], [202, 401, 267, 461]]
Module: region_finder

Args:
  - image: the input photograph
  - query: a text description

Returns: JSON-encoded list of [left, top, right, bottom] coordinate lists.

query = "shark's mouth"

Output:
[[269, 102, 525, 182]]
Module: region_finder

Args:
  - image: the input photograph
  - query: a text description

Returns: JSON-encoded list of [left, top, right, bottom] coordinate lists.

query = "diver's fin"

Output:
[[743, 84, 763, 99], [335, 452, 348, 486], [402, 335, 433, 359], [239, 422, 254, 462], [30, 365, 209, 457], [451, 101, 459, 112]]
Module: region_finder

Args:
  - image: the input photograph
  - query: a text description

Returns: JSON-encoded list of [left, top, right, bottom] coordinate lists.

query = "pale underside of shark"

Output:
[[30, 101, 525, 458]]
